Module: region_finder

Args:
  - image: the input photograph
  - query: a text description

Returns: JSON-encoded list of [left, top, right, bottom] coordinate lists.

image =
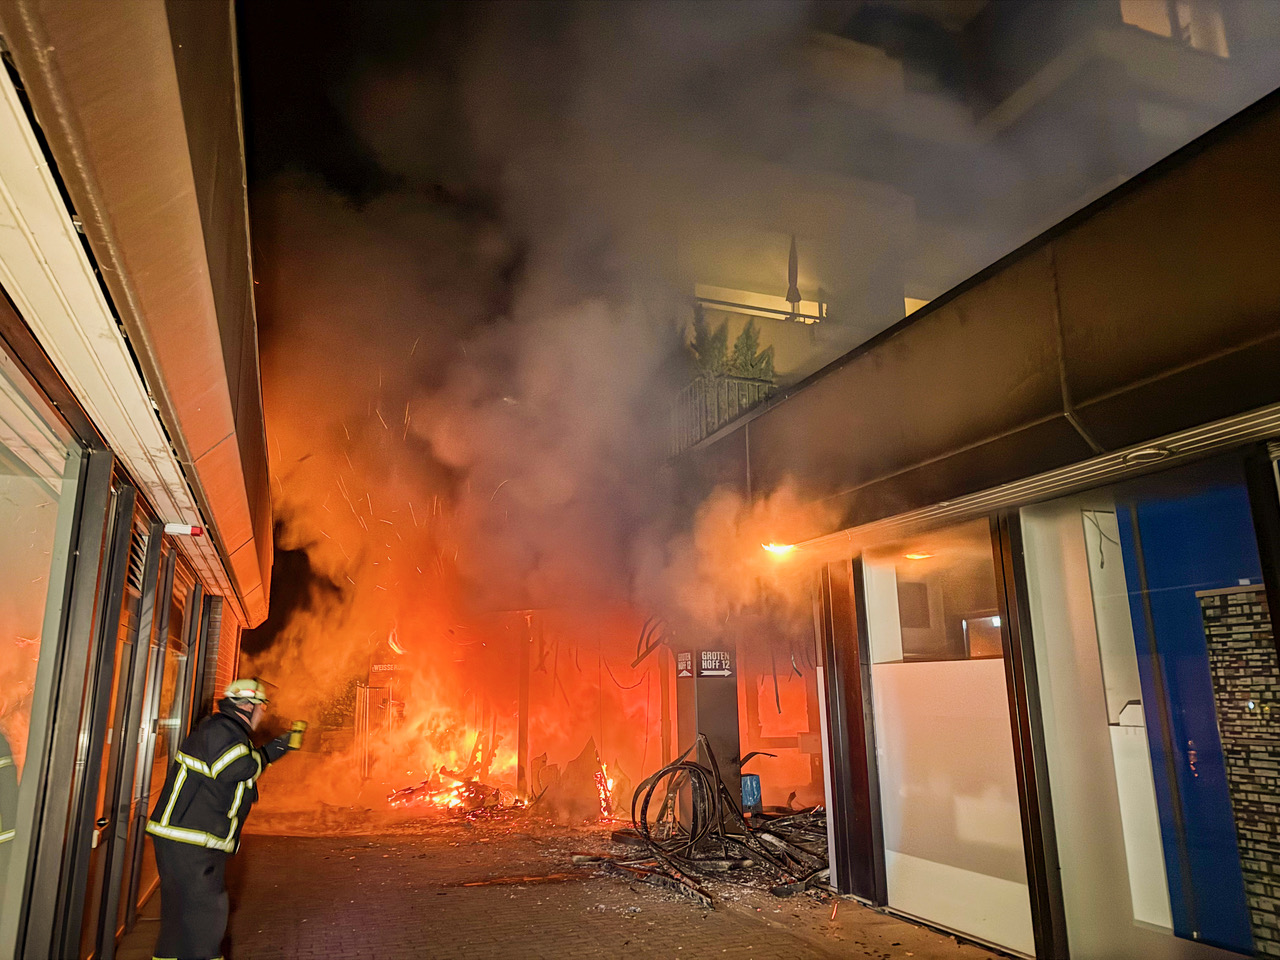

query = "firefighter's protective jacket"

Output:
[[146, 708, 285, 853]]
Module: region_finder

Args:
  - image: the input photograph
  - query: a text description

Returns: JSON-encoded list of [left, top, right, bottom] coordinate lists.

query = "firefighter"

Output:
[[147, 678, 298, 960]]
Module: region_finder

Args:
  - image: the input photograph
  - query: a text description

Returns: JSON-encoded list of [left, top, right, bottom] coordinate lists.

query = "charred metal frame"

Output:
[[355, 683, 376, 781], [815, 559, 886, 903], [517, 616, 531, 797], [991, 513, 1069, 960]]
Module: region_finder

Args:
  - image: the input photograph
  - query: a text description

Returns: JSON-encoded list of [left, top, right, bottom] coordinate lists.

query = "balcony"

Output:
[[671, 374, 776, 456]]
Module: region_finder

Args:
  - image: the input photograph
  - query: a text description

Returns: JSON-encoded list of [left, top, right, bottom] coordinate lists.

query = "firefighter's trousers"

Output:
[[152, 837, 229, 960]]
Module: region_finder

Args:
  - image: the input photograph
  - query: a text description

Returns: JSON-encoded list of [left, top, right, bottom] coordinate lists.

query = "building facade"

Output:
[[683, 72, 1280, 960], [671, 0, 1280, 452], [0, 2, 271, 958]]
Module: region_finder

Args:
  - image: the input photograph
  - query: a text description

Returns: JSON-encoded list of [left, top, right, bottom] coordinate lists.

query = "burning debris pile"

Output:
[[574, 735, 829, 908], [534, 738, 625, 822], [388, 775, 510, 816], [387, 735, 624, 822], [387, 724, 517, 816]]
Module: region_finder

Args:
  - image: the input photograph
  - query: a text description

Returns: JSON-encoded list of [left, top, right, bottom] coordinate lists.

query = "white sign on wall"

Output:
[[699, 650, 733, 678], [676, 652, 693, 678]]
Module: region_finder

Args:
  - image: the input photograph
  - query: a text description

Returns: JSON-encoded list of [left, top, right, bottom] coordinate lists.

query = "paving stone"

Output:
[[116, 822, 1001, 960]]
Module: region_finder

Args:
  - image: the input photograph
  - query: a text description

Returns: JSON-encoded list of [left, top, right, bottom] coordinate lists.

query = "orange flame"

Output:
[[594, 762, 616, 818]]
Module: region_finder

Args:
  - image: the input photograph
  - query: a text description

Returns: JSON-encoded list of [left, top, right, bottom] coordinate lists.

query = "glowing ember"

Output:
[[387, 772, 502, 814], [761, 542, 795, 555]]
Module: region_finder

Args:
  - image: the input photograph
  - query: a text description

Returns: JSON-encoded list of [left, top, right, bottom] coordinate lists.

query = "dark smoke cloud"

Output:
[[239, 1, 850, 745], [240, 518, 343, 659], [242, 0, 1280, 720]]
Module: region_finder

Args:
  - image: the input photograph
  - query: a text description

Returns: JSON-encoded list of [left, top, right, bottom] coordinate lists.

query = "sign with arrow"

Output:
[[698, 650, 734, 678], [676, 652, 693, 678]]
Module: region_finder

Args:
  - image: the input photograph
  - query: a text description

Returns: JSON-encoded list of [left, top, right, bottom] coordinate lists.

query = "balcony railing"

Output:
[[671, 375, 776, 456]]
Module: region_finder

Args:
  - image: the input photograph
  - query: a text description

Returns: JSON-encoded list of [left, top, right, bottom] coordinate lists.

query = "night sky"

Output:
[[238, 0, 453, 204], [238, 0, 441, 653]]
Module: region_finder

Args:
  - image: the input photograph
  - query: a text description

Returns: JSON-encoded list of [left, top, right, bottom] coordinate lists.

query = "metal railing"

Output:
[[671, 375, 776, 455], [355, 683, 391, 780]]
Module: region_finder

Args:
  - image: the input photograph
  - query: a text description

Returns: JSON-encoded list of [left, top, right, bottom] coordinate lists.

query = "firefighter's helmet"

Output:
[[224, 677, 270, 704]]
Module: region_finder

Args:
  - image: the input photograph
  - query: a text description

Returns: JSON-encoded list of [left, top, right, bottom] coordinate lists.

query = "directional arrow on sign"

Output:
[[700, 669, 732, 677]]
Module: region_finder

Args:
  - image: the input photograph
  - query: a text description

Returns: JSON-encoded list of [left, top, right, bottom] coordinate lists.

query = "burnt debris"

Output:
[[574, 735, 830, 907]]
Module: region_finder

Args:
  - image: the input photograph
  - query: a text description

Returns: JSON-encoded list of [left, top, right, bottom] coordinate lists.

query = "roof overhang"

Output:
[[683, 87, 1280, 539], [0, 0, 271, 625]]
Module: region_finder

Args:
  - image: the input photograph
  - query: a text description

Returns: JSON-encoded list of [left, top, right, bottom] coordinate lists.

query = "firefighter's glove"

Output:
[[263, 733, 291, 762]]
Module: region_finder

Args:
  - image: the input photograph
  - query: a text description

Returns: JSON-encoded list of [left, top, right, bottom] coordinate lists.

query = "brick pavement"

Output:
[[117, 820, 1004, 960]]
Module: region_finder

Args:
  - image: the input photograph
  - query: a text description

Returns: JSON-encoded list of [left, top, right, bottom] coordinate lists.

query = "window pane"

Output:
[[862, 518, 1033, 955], [1020, 456, 1267, 957], [154, 565, 193, 771], [80, 515, 151, 957], [1122, 0, 1174, 37], [135, 561, 194, 912], [0, 347, 79, 914]]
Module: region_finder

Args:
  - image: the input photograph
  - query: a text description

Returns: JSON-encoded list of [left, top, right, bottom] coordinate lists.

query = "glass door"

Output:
[[74, 505, 155, 960], [1020, 455, 1271, 958], [176, 583, 204, 741], [85, 513, 163, 960], [0, 342, 83, 949], [129, 558, 193, 918], [120, 547, 173, 930], [860, 518, 1035, 955], [47, 478, 138, 960]]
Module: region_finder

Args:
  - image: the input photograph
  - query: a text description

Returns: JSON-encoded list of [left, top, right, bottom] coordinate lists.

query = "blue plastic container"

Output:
[[741, 773, 762, 814]]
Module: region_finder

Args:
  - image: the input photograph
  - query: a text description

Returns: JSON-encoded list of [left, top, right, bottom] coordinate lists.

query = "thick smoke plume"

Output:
[[243, 0, 1278, 811], [244, 3, 835, 777]]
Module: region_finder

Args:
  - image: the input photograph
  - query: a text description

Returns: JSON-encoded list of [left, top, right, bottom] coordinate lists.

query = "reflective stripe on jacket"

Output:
[[147, 711, 271, 853]]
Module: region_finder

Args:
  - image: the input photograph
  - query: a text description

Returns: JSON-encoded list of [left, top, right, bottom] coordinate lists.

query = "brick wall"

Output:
[[1198, 584, 1280, 957]]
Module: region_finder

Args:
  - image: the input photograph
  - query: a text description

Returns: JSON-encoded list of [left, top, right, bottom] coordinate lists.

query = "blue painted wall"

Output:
[[1115, 469, 1256, 955]]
